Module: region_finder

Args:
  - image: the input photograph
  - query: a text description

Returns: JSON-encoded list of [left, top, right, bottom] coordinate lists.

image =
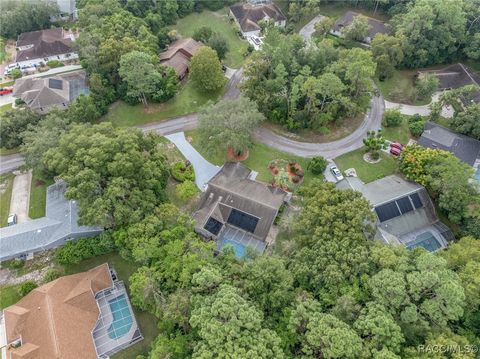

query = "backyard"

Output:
[[28, 170, 54, 219], [334, 147, 398, 183], [173, 9, 248, 69], [186, 130, 319, 187], [0, 173, 14, 227], [103, 80, 222, 127], [377, 69, 432, 105], [382, 116, 412, 145]]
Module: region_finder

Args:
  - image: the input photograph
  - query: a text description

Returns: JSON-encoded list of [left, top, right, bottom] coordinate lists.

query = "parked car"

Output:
[[0, 87, 13, 96], [390, 147, 402, 156], [7, 214, 17, 226], [330, 165, 344, 181], [390, 142, 403, 151]]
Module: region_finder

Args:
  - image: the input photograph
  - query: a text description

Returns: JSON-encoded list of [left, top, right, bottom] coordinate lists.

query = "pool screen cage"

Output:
[[93, 280, 143, 359]]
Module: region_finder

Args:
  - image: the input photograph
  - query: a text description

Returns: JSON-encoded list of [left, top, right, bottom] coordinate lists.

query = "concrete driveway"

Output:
[[0, 93, 13, 106], [324, 160, 340, 183], [299, 15, 326, 44], [165, 132, 221, 191], [385, 92, 454, 118], [9, 170, 32, 224]]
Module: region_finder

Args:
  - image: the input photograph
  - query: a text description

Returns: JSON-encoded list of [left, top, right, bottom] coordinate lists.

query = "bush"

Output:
[[383, 109, 403, 127], [307, 156, 328, 175], [46, 60, 64, 68], [4, 258, 25, 270], [175, 180, 198, 201], [19, 281, 38, 296], [43, 269, 61, 282], [193, 26, 213, 43], [409, 120, 425, 137], [10, 68, 22, 79], [408, 114, 423, 124], [171, 161, 195, 182], [56, 233, 116, 265]]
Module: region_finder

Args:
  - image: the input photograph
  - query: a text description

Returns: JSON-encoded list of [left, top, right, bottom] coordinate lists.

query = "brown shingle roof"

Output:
[[332, 11, 390, 40], [4, 264, 113, 359], [159, 38, 203, 77], [230, 3, 286, 33], [15, 28, 73, 62]]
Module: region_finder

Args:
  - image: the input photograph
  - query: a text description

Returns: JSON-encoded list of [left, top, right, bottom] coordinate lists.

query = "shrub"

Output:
[[171, 161, 195, 182], [193, 26, 213, 43], [19, 281, 38, 296], [56, 233, 116, 265], [307, 156, 328, 175], [43, 269, 61, 282], [10, 68, 22, 79], [415, 73, 439, 100], [175, 180, 198, 201], [409, 120, 425, 137], [408, 114, 423, 124], [4, 258, 25, 269], [46, 60, 64, 68], [383, 109, 403, 127]]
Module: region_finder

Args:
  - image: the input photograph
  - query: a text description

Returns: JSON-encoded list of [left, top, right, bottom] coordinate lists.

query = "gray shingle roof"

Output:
[[0, 181, 102, 261], [332, 11, 391, 40], [16, 28, 73, 62], [230, 2, 286, 33], [418, 122, 480, 166]]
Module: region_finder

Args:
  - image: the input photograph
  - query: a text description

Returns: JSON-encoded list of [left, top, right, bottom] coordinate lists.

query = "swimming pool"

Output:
[[107, 295, 133, 339], [406, 231, 442, 252], [218, 239, 247, 258]]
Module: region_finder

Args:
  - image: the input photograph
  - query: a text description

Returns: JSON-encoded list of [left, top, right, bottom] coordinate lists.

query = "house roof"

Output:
[[230, 2, 286, 33], [12, 70, 88, 113], [418, 122, 480, 166], [16, 28, 73, 62], [0, 180, 102, 261], [4, 264, 113, 359], [159, 38, 203, 77], [332, 11, 390, 39], [194, 162, 286, 241]]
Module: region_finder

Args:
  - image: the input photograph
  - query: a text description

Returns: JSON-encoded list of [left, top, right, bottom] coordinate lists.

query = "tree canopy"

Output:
[[189, 46, 226, 92]]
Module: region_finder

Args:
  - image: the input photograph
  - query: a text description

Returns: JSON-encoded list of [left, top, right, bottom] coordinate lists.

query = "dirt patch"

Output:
[[363, 152, 382, 164], [34, 179, 45, 187], [227, 147, 249, 161]]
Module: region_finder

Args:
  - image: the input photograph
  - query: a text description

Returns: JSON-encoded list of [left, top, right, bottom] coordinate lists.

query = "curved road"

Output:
[[0, 68, 384, 173]]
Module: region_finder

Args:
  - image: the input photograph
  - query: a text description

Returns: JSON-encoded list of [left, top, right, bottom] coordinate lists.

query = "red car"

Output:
[[390, 147, 402, 156], [0, 87, 12, 96], [390, 142, 403, 150]]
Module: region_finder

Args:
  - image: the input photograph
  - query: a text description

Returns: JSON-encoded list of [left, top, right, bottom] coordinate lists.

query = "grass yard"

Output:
[[103, 80, 222, 127], [0, 173, 15, 227], [0, 103, 12, 114], [62, 252, 159, 359], [29, 170, 54, 219], [319, 3, 390, 21], [0, 37, 7, 63], [173, 9, 248, 69], [335, 147, 398, 183], [382, 117, 412, 145], [377, 69, 431, 106], [186, 130, 320, 187], [0, 284, 23, 310], [0, 147, 19, 156]]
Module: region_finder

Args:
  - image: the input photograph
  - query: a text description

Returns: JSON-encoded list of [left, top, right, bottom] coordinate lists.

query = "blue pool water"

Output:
[[475, 168, 480, 181], [406, 231, 442, 252], [219, 239, 247, 258], [107, 295, 133, 339]]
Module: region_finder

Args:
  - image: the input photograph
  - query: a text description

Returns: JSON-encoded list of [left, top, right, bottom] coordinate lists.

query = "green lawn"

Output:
[[377, 70, 431, 106], [186, 130, 320, 187], [335, 147, 398, 183], [29, 170, 54, 219], [62, 252, 158, 359], [0, 173, 14, 227], [319, 3, 390, 21], [173, 9, 248, 68], [103, 80, 222, 127], [0, 103, 12, 114], [0, 147, 19, 156], [0, 284, 23, 310], [0, 38, 7, 63], [382, 117, 412, 145]]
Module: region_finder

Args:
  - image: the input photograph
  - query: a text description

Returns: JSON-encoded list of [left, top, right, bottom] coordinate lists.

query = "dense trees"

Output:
[[0, 0, 59, 38], [343, 14, 370, 42], [0, 109, 41, 149], [371, 34, 404, 79], [198, 97, 264, 156], [43, 123, 170, 228], [189, 46, 226, 92], [451, 104, 480, 140]]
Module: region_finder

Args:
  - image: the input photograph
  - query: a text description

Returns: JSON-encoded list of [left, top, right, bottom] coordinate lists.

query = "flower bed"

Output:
[[268, 159, 305, 190]]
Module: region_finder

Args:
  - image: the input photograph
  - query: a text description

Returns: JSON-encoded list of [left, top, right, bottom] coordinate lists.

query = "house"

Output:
[[418, 122, 480, 167], [229, 0, 286, 38], [419, 63, 480, 104], [0, 263, 143, 359], [0, 180, 102, 262], [159, 38, 203, 80], [193, 162, 287, 257], [331, 11, 390, 43], [14, 28, 78, 70], [12, 69, 88, 113], [337, 175, 454, 252]]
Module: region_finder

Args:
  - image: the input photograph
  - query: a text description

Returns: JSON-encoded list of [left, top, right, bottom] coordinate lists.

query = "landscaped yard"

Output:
[[0, 173, 15, 227], [29, 170, 54, 219], [173, 9, 248, 69], [62, 252, 158, 359], [382, 117, 412, 145], [335, 147, 398, 183], [103, 80, 222, 127], [186, 130, 320, 187]]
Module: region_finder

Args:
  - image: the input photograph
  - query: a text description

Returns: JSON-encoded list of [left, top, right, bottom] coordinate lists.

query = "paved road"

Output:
[[299, 15, 326, 44], [165, 132, 221, 191], [0, 153, 25, 174]]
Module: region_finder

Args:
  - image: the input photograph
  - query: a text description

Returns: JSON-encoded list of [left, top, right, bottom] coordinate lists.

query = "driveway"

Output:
[[9, 170, 32, 224], [0, 93, 13, 106], [299, 15, 326, 44], [165, 132, 221, 191], [0, 153, 25, 175], [385, 92, 454, 118]]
